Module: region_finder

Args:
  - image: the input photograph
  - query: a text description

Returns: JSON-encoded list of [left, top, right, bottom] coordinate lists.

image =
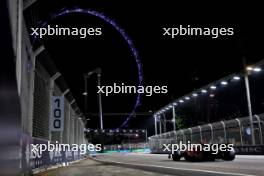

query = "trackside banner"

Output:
[[234, 145, 264, 155], [21, 133, 81, 174]]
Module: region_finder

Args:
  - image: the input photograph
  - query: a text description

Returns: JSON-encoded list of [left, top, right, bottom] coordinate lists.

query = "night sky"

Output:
[[24, 1, 264, 134]]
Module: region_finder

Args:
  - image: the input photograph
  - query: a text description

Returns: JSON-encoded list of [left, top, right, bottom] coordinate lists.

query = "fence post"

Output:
[[189, 128, 192, 143], [198, 126, 202, 142], [221, 121, 227, 143], [255, 115, 263, 145], [208, 124, 213, 143], [235, 118, 243, 146]]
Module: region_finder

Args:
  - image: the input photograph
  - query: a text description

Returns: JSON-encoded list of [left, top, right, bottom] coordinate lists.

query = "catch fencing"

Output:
[[149, 114, 264, 154]]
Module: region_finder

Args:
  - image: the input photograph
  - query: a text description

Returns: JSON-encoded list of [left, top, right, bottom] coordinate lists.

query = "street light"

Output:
[[153, 116, 157, 129], [253, 67, 261, 72], [172, 106, 176, 131], [221, 81, 228, 85], [154, 59, 263, 144], [246, 66, 253, 71], [233, 76, 240, 80], [201, 89, 207, 93], [210, 85, 217, 89], [84, 68, 104, 130], [247, 66, 262, 72], [192, 93, 198, 97], [244, 65, 254, 145]]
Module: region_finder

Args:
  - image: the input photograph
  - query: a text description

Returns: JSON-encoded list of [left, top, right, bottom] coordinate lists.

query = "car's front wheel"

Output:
[[172, 150, 181, 161], [222, 150, 236, 161]]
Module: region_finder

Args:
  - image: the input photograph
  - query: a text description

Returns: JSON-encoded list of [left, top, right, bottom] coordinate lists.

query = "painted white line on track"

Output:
[[236, 155, 264, 159], [94, 158, 257, 176]]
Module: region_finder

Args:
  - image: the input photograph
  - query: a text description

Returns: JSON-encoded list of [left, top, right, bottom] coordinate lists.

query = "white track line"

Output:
[[94, 158, 256, 176]]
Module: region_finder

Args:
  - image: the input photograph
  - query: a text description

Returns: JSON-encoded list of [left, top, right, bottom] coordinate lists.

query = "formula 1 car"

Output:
[[168, 144, 236, 162]]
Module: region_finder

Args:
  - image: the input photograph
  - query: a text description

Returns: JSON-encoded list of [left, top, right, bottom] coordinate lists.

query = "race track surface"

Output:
[[93, 153, 264, 176]]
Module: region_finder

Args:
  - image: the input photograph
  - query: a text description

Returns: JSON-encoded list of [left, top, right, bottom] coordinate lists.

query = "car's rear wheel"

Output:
[[172, 150, 181, 161]]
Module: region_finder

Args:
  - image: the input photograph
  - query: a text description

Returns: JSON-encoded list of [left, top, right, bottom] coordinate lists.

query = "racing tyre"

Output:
[[222, 150, 235, 161], [172, 150, 181, 161]]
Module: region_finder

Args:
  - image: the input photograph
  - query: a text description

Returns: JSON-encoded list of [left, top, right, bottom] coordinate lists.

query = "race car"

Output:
[[168, 144, 236, 162]]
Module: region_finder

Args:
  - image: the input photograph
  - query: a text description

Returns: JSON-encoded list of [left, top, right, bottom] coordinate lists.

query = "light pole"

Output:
[[172, 106, 176, 131], [162, 113, 167, 133], [244, 73, 255, 145], [244, 63, 255, 145], [145, 129, 148, 143], [97, 69, 103, 130], [243, 58, 264, 145], [155, 112, 175, 134], [154, 115, 158, 135], [159, 115, 162, 134], [84, 68, 104, 130], [244, 60, 263, 145], [83, 75, 88, 118]]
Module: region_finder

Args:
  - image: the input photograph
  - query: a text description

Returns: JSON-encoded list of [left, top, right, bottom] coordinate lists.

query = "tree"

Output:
[[175, 115, 186, 130]]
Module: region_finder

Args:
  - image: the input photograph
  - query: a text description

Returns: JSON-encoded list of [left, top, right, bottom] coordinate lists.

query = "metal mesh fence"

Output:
[[31, 61, 85, 146], [74, 117, 79, 144], [149, 114, 264, 152], [70, 109, 75, 145], [32, 62, 50, 140], [62, 102, 70, 144], [79, 121, 82, 144]]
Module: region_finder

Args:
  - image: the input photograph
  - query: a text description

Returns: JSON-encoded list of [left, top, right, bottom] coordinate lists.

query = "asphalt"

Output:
[[34, 154, 264, 176], [93, 153, 264, 176], [34, 157, 174, 176]]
